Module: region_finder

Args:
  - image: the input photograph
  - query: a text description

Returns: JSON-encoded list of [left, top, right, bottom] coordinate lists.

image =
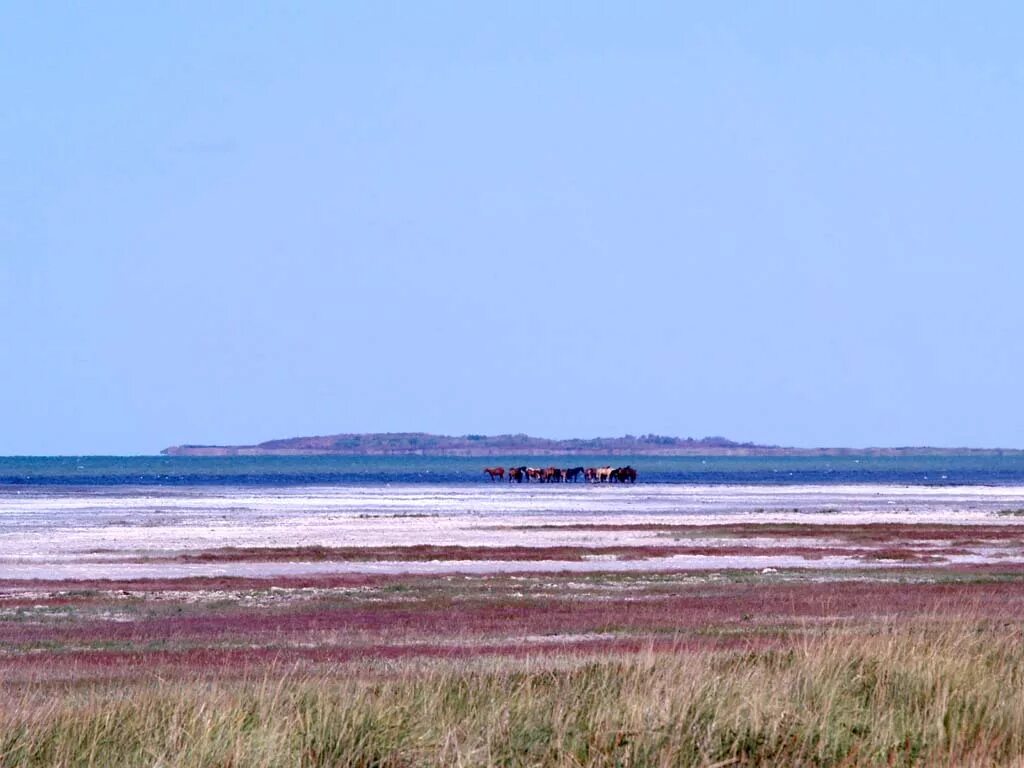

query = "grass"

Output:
[[3, 620, 1024, 766]]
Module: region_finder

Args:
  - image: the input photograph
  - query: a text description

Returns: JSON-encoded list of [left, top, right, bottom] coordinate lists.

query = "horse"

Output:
[[542, 466, 561, 483], [595, 466, 614, 483], [564, 467, 584, 482], [508, 466, 526, 483], [483, 467, 505, 481], [584, 468, 598, 482], [611, 466, 637, 483], [526, 467, 543, 482]]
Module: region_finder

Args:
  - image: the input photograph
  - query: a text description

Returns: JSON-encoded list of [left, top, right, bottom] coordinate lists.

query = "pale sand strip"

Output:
[[3, 484, 1024, 580]]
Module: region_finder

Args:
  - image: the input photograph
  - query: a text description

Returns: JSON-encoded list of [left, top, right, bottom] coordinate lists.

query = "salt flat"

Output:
[[2, 484, 1024, 580]]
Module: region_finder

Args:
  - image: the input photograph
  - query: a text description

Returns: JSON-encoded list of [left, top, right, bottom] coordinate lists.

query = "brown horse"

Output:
[[542, 467, 561, 483], [611, 466, 637, 483], [508, 466, 526, 483], [483, 467, 505, 481], [525, 468, 544, 482], [584, 467, 598, 482]]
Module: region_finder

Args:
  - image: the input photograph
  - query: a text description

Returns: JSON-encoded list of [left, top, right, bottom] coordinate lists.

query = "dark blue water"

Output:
[[2, 455, 1024, 487]]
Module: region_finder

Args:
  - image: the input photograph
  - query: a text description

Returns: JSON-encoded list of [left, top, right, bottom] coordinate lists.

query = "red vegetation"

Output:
[[513, 522, 1024, 545], [0, 574, 406, 595], [124, 543, 964, 563], [5, 579, 1024, 673], [76, 525, 1020, 566], [5, 567, 1024, 684]]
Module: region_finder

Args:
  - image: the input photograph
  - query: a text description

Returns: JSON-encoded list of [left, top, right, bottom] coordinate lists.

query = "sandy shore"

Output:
[[3, 483, 1024, 580]]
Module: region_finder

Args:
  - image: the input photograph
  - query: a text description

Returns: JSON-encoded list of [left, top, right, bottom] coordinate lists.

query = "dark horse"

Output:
[[611, 466, 637, 483], [563, 467, 584, 482], [508, 466, 526, 483]]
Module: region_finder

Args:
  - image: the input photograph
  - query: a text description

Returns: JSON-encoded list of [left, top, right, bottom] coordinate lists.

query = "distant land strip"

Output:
[[160, 433, 1024, 457]]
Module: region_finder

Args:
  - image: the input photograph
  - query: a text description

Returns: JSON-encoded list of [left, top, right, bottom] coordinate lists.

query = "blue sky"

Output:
[[2, 3, 1023, 454]]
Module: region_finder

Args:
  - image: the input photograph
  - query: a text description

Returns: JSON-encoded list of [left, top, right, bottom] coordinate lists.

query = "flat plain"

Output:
[[3, 484, 1024, 766]]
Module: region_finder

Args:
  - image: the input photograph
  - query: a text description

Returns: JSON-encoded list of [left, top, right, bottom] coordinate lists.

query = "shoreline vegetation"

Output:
[[161, 431, 1024, 457], [4, 571, 1024, 766], [6, 622, 1024, 767]]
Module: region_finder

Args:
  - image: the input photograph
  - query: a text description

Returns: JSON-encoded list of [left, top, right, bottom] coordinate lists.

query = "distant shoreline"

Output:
[[160, 432, 1024, 458]]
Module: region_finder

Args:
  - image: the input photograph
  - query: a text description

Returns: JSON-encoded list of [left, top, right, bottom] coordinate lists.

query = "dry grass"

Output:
[[3, 619, 1024, 766]]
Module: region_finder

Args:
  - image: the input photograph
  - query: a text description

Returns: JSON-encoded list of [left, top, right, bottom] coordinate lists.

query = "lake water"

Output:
[[2, 454, 1024, 487]]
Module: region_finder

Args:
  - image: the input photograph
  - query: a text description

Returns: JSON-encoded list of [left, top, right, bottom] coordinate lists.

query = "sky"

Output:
[[2, 3, 1024, 454]]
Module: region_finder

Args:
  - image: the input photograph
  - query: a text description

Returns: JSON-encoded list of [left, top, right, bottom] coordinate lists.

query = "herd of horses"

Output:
[[483, 465, 638, 483]]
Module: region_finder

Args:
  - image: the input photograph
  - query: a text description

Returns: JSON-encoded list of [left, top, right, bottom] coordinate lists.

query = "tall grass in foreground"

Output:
[[3, 621, 1024, 767]]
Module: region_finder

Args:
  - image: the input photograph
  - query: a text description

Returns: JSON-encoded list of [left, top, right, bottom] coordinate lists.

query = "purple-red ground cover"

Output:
[[4, 566, 1024, 680]]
